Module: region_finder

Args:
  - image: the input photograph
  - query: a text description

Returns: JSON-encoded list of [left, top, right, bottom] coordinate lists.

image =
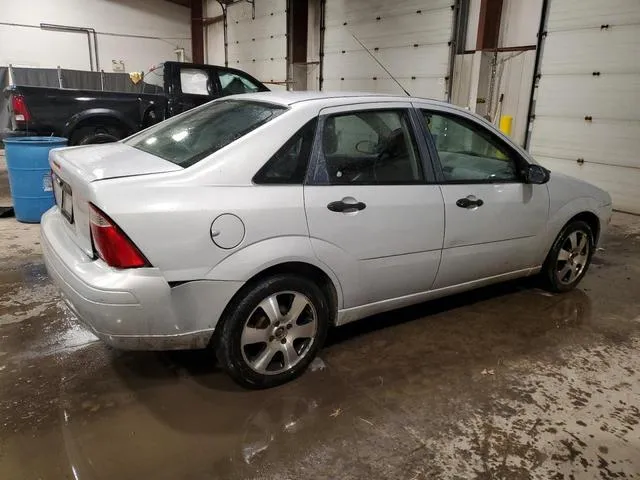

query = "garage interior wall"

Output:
[[322, 0, 454, 99], [0, 0, 191, 72], [451, 0, 542, 146], [529, 0, 640, 214], [205, 0, 287, 89], [205, 1, 225, 65]]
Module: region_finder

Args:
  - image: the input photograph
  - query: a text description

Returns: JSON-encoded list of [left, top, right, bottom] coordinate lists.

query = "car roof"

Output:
[[226, 90, 453, 109]]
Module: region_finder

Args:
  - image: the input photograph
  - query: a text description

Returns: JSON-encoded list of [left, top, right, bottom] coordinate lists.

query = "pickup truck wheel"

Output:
[[72, 125, 123, 145]]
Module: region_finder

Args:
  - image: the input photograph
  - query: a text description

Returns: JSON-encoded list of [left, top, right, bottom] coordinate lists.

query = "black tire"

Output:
[[215, 274, 329, 389], [541, 220, 595, 293], [71, 125, 124, 145]]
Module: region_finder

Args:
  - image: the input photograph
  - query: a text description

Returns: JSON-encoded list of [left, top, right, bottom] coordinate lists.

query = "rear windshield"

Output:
[[125, 100, 287, 167]]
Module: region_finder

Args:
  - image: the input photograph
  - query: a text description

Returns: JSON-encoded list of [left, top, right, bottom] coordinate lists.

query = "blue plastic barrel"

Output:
[[2, 137, 68, 223]]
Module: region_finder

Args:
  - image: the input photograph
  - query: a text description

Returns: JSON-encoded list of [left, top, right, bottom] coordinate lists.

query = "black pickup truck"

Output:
[[4, 61, 269, 145]]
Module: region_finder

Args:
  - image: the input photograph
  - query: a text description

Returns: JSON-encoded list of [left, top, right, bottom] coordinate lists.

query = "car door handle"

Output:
[[327, 200, 367, 212], [456, 196, 484, 209]]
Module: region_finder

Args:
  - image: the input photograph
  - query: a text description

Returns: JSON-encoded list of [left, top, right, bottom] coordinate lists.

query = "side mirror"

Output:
[[355, 140, 377, 154], [525, 164, 550, 184]]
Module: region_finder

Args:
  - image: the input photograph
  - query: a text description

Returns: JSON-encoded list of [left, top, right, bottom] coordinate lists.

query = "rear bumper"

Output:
[[41, 208, 243, 350]]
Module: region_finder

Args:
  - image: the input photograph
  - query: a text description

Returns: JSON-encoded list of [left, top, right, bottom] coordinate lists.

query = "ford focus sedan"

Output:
[[41, 92, 612, 388]]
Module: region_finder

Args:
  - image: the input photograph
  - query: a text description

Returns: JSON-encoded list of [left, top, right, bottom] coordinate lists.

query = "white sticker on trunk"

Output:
[[43, 174, 53, 192]]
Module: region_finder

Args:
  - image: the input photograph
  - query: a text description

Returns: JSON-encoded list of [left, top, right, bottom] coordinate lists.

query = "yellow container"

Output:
[[499, 115, 513, 136]]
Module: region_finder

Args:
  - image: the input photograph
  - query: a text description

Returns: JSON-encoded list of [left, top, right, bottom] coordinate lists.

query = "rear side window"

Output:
[[180, 68, 209, 95], [253, 119, 317, 184], [125, 100, 287, 168], [317, 109, 423, 185]]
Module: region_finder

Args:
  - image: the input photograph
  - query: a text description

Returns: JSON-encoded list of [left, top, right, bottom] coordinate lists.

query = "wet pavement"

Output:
[[0, 213, 639, 480]]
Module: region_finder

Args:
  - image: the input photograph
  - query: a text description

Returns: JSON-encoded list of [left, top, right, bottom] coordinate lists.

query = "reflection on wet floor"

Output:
[[1, 217, 640, 479], [2, 288, 632, 479]]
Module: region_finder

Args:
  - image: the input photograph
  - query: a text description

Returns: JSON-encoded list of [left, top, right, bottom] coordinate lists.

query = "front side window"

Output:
[[180, 68, 209, 95], [253, 119, 317, 184], [125, 100, 287, 167], [319, 109, 423, 185], [422, 110, 520, 183], [219, 71, 261, 96]]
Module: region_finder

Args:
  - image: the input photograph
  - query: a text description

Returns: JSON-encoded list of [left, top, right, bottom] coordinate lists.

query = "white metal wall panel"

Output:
[[451, 53, 474, 108], [540, 27, 640, 75], [531, 119, 640, 170], [226, 0, 287, 86], [529, 0, 640, 213], [495, 50, 537, 146], [323, 0, 454, 99], [543, 0, 640, 30], [498, 0, 542, 48], [534, 75, 640, 120]]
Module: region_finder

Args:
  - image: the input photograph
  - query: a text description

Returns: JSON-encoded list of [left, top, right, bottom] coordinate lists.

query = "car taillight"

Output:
[[11, 95, 31, 123], [89, 204, 150, 269]]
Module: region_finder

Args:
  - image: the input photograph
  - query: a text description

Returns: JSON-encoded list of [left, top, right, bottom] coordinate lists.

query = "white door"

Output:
[[303, 103, 444, 308], [226, 0, 287, 89], [322, 0, 454, 98], [414, 106, 549, 288], [529, 0, 640, 214]]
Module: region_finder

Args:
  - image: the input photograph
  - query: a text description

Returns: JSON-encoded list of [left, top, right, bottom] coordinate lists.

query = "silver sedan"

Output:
[[41, 92, 612, 388]]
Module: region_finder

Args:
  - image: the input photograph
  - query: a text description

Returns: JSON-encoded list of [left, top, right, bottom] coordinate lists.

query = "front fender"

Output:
[[536, 196, 604, 262], [205, 236, 344, 309]]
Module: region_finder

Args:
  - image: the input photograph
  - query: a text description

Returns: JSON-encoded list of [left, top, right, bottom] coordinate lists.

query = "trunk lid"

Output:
[[49, 143, 182, 256], [51, 143, 183, 181]]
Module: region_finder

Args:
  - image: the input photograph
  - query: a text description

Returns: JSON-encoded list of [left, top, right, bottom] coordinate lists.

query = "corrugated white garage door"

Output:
[[323, 0, 454, 99], [226, 0, 287, 88], [529, 0, 640, 214]]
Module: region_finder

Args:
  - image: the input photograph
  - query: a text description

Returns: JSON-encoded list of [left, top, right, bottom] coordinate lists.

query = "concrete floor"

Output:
[[0, 157, 639, 479]]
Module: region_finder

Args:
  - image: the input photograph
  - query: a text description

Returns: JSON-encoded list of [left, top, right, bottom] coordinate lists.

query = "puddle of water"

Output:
[[0, 264, 58, 326], [2, 218, 640, 480]]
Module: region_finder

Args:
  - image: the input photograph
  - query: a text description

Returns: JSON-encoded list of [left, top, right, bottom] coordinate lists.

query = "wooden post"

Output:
[[191, 0, 204, 63], [476, 0, 503, 51]]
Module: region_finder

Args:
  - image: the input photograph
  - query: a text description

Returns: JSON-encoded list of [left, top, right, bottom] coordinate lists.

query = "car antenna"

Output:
[[349, 32, 411, 96]]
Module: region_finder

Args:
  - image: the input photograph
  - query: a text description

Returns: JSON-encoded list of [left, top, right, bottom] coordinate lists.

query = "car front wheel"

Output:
[[541, 220, 595, 292], [216, 274, 329, 389]]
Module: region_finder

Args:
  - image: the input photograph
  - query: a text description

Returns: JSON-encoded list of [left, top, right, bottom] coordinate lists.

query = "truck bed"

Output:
[[6, 84, 164, 140]]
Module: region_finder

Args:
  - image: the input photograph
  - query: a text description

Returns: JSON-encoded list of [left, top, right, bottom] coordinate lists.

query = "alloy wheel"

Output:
[[555, 230, 590, 285], [240, 291, 317, 375]]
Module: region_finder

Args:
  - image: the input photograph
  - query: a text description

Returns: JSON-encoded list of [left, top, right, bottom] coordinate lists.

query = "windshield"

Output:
[[125, 100, 287, 167], [142, 63, 165, 93]]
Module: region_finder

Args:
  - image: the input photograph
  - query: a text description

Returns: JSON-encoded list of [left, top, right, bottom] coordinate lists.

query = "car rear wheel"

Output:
[[71, 125, 124, 145], [541, 220, 594, 292], [216, 274, 329, 389]]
